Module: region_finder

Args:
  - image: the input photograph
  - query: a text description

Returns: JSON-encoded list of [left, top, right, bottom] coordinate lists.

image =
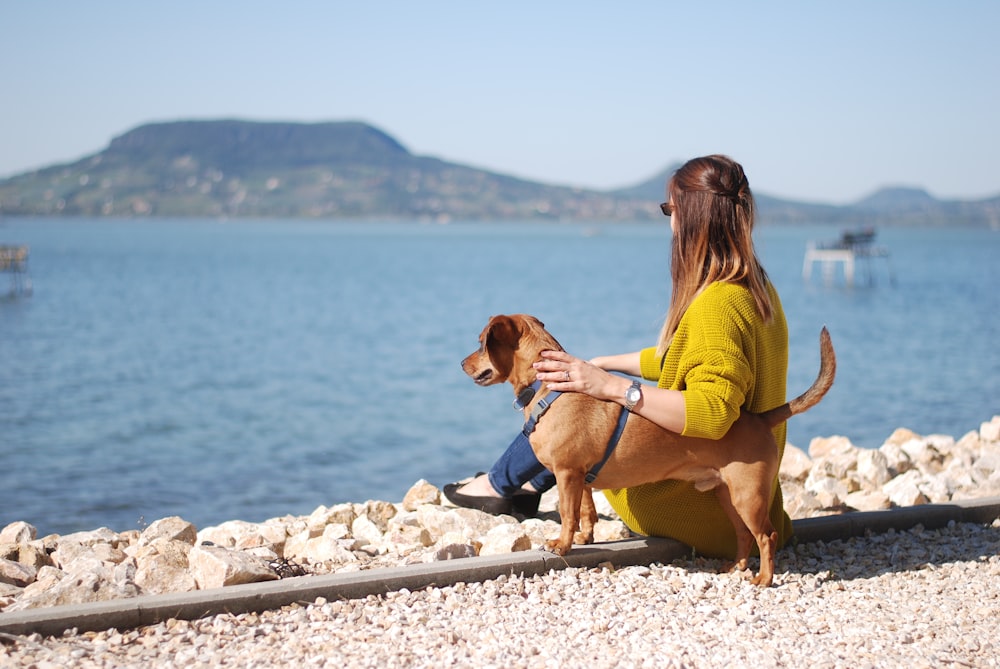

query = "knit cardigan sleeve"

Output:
[[639, 283, 758, 439]]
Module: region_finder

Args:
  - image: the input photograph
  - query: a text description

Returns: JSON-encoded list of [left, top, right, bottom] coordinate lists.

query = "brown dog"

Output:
[[461, 314, 835, 586]]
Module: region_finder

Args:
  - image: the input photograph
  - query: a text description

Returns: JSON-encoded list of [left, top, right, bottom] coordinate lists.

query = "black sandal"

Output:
[[442, 481, 542, 518]]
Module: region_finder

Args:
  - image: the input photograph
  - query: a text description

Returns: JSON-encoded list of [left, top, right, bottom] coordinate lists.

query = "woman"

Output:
[[444, 154, 794, 558]]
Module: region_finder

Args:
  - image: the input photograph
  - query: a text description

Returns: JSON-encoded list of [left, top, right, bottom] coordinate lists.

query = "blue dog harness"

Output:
[[514, 380, 630, 484]]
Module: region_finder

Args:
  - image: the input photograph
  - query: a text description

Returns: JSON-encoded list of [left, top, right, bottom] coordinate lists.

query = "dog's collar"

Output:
[[516, 380, 561, 436], [512, 382, 539, 410]]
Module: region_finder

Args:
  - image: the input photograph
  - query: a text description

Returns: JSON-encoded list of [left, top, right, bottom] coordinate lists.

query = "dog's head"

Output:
[[461, 314, 563, 389]]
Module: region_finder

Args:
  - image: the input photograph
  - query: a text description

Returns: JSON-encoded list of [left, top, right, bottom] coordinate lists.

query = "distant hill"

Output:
[[1, 119, 997, 226]]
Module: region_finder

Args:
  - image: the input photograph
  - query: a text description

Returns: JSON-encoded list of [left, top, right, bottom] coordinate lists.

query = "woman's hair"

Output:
[[655, 154, 772, 357]]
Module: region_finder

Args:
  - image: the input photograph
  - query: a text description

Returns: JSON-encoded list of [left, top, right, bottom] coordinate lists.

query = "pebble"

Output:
[[1, 519, 998, 668]]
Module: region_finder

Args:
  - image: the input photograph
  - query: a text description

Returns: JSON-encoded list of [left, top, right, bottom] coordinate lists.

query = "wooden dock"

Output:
[[802, 227, 893, 286], [1, 244, 32, 296]]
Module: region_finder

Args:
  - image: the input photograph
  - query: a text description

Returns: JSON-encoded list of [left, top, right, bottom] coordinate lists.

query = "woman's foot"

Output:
[[442, 474, 541, 517]]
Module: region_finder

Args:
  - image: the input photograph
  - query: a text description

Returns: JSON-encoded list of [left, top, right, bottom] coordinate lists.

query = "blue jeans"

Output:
[[486, 431, 557, 496]]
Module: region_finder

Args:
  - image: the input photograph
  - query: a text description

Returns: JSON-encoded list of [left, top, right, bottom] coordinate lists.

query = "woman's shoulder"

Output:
[[692, 281, 757, 310], [688, 281, 775, 330]]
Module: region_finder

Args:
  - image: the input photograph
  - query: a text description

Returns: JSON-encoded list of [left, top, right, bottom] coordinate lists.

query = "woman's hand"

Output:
[[533, 350, 631, 402]]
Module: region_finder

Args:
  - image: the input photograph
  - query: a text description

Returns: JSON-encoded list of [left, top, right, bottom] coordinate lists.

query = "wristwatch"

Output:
[[624, 380, 642, 412]]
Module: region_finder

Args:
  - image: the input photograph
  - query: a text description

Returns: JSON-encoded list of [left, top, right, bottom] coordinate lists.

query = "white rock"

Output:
[[188, 545, 279, 589], [351, 515, 385, 548], [779, 443, 813, 482], [856, 448, 892, 487], [6, 563, 138, 611], [284, 529, 359, 565], [844, 490, 891, 512], [357, 500, 398, 532], [0, 521, 37, 545], [882, 470, 928, 507], [878, 441, 913, 475], [307, 504, 357, 533], [401, 479, 441, 511], [479, 524, 532, 556], [980, 415, 1000, 442], [139, 516, 198, 547], [59, 527, 120, 547], [593, 519, 631, 543], [808, 435, 855, 459], [0, 558, 36, 587], [416, 505, 517, 543], [804, 475, 847, 508], [135, 540, 197, 595]]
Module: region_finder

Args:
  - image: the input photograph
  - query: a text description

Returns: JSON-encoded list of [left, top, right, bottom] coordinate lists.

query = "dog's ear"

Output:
[[483, 314, 519, 380]]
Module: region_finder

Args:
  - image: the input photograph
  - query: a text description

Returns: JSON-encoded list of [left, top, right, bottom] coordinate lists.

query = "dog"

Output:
[[461, 314, 835, 586]]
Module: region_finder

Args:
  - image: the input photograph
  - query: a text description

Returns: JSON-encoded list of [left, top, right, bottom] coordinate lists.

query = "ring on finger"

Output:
[[564, 371, 570, 381]]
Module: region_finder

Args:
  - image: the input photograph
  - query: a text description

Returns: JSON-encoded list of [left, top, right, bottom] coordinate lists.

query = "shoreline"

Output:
[[2, 416, 998, 612], [0, 418, 998, 667]]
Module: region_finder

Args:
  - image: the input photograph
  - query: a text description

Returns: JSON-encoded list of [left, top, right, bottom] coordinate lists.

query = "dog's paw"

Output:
[[543, 539, 570, 556], [572, 531, 594, 546]]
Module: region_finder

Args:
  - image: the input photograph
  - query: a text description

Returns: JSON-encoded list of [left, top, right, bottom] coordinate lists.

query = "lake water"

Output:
[[1, 218, 998, 537]]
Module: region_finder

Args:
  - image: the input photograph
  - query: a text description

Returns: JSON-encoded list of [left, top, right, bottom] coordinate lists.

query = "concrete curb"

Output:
[[2, 496, 998, 637]]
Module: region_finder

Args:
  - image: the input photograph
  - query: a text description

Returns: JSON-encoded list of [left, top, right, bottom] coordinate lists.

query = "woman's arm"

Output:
[[589, 351, 642, 376], [534, 350, 687, 434]]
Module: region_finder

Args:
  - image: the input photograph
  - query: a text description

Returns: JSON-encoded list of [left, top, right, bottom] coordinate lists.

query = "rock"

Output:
[[808, 435, 855, 459], [307, 504, 357, 534], [58, 527, 120, 547], [14, 542, 53, 571], [980, 416, 1000, 442], [135, 539, 197, 595], [198, 520, 288, 554], [0, 521, 37, 544], [856, 448, 892, 488], [779, 443, 813, 482], [383, 515, 434, 551], [402, 479, 441, 511], [351, 516, 386, 549], [804, 475, 847, 508], [0, 558, 36, 587], [6, 563, 138, 611], [357, 500, 398, 533], [882, 470, 928, 507], [844, 490, 891, 512], [432, 543, 479, 561], [188, 545, 279, 589], [479, 524, 532, 556], [416, 505, 517, 543], [593, 519, 631, 543], [884, 427, 922, 446], [284, 525, 359, 565], [139, 516, 198, 547], [901, 437, 947, 474], [878, 441, 913, 476]]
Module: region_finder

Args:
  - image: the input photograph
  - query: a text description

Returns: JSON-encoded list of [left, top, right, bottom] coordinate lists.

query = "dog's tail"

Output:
[[761, 327, 836, 428]]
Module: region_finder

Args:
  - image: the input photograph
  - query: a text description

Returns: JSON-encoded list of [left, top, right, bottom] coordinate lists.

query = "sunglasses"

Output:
[[660, 202, 674, 217]]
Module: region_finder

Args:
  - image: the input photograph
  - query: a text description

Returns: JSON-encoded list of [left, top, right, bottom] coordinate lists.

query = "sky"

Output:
[[2, 1, 998, 204]]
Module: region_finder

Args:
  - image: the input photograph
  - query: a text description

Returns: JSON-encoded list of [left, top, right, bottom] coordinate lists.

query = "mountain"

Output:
[[1, 120, 997, 226]]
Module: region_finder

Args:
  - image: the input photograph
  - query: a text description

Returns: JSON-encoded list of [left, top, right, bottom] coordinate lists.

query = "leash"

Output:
[[514, 380, 631, 484]]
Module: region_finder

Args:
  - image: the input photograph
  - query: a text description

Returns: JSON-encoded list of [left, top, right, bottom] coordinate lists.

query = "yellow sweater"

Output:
[[603, 281, 794, 558]]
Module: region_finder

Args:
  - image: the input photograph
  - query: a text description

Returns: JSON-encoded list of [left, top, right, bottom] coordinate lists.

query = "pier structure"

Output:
[[0, 244, 32, 296], [802, 227, 893, 286]]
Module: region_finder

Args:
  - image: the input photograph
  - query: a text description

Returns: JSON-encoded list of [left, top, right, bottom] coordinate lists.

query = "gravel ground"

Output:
[[2, 518, 998, 668]]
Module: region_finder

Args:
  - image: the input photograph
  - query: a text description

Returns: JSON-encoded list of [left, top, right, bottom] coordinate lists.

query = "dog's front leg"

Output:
[[545, 469, 586, 556], [576, 486, 598, 546]]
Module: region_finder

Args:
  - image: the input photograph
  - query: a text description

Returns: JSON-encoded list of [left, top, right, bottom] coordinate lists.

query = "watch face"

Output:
[[626, 385, 641, 403]]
